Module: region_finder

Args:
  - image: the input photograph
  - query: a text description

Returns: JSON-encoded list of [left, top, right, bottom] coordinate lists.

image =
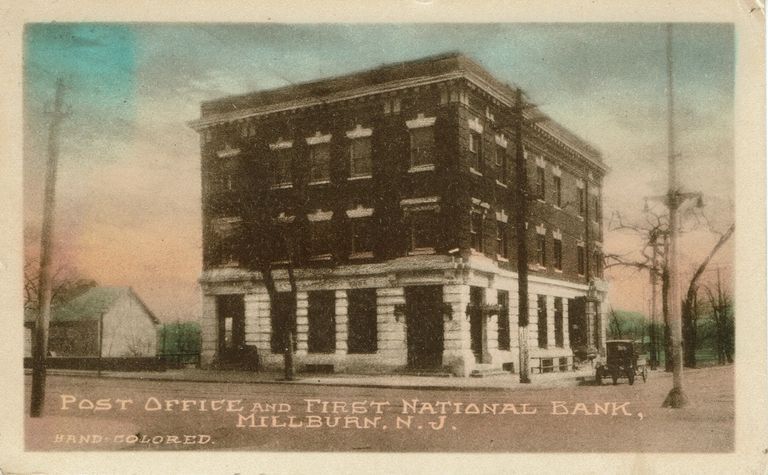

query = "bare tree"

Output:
[[24, 258, 97, 313], [605, 207, 733, 370], [681, 223, 734, 367], [704, 270, 734, 365]]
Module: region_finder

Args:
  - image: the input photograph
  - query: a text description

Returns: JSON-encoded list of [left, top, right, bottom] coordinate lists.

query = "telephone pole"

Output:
[[513, 88, 531, 384], [31, 78, 68, 417], [662, 24, 688, 408]]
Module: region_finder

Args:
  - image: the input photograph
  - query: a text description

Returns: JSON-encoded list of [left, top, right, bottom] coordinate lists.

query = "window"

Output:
[[498, 290, 510, 351], [271, 148, 293, 187], [408, 210, 438, 252], [409, 127, 435, 168], [536, 166, 546, 200], [308, 291, 335, 354], [593, 251, 603, 277], [554, 238, 563, 270], [347, 289, 377, 354], [349, 137, 372, 178], [496, 145, 508, 181], [271, 223, 290, 262], [469, 131, 483, 172], [593, 195, 601, 222], [210, 217, 242, 267], [350, 217, 374, 256], [578, 187, 586, 216], [536, 233, 546, 267], [537, 295, 548, 349], [310, 220, 333, 258], [309, 143, 331, 183], [470, 210, 484, 252], [497, 221, 508, 258], [554, 297, 564, 348], [577, 245, 586, 275], [554, 175, 562, 207]]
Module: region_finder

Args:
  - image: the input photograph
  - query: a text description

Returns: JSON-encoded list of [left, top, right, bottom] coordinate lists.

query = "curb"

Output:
[[28, 369, 591, 393]]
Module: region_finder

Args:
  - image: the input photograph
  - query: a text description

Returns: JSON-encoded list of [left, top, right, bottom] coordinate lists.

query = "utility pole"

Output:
[[513, 87, 531, 384], [649, 231, 659, 370], [31, 78, 67, 417], [662, 24, 688, 408]]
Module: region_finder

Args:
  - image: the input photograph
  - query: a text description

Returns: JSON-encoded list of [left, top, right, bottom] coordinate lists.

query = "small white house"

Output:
[[25, 287, 160, 357]]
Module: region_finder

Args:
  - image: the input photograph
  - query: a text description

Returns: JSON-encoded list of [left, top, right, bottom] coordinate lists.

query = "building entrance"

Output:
[[405, 285, 444, 369]]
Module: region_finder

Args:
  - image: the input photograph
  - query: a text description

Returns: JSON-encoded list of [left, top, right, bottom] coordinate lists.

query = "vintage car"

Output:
[[595, 340, 648, 385]]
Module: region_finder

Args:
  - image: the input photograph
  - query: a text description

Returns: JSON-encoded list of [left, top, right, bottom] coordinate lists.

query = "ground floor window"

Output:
[[497, 290, 510, 351], [308, 291, 336, 353], [537, 295, 548, 349], [347, 288, 377, 353], [554, 297, 564, 347]]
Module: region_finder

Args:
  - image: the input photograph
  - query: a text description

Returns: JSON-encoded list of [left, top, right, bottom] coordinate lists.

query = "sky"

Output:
[[23, 23, 735, 322]]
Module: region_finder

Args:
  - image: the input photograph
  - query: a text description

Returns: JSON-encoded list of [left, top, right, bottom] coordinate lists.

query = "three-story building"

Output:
[[189, 52, 609, 376]]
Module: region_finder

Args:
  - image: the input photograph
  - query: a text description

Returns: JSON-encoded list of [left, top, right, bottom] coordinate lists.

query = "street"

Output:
[[25, 365, 733, 452]]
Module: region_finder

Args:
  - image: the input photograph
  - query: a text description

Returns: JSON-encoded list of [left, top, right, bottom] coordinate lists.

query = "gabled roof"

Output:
[[24, 287, 160, 326]]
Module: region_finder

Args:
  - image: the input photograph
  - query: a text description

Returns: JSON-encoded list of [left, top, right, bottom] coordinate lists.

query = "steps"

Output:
[[470, 364, 512, 378]]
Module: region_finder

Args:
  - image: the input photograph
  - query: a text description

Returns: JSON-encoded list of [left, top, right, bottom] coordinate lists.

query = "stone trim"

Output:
[[345, 124, 373, 139], [269, 139, 293, 150], [306, 131, 332, 145], [405, 113, 436, 129]]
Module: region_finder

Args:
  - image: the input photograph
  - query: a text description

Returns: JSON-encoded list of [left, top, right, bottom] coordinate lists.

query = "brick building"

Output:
[[189, 53, 609, 376]]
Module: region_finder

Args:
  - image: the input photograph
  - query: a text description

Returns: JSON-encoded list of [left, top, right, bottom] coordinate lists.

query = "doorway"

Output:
[[405, 285, 444, 369], [469, 286, 486, 363], [216, 294, 245, 363], [569, 297, 587, 348]]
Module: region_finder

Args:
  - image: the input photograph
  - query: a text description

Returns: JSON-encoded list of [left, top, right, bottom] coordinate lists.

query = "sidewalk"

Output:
[[27, 365, 596, 392]]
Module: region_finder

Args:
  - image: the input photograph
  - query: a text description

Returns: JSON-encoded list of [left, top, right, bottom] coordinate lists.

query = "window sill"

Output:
[[408, 248, 435, 256], [469, 167, 483, 177], [408, 164, 436, 173], [349, 251, 374, 259], [496, 180, 508, 188], [270, 259, 291, 265], [348, 175, 373, 181], [309, 254, 333, 261], [309, 179, 331, 186], [270, 183, 293, 190]]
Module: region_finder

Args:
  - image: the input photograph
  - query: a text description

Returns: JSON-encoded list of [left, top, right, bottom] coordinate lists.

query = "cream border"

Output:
[[0, 2, 764, 474]]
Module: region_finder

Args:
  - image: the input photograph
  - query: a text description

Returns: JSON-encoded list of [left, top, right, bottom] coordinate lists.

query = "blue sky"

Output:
[[24, 23, 735, 320]]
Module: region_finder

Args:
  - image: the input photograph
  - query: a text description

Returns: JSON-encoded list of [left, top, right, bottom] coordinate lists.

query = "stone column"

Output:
[[295, 291, 309, 356], [509, 291, 520, 371], [335, 290, 348, 355], [586, 299, 596, 349], [244, 293, 261, 346], [253, 290, 272, 355], [376, 287, 407, 368], [200, 294, 218, 368], [485, 288, 500, 365], [546, 295, 556, 348], [563, 298, 571, 349], [443, 284, 475, 377], [528, 292, 540, 352]]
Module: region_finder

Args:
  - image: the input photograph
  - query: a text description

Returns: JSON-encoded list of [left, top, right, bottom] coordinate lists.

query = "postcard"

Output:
[[0, 1, 765, 474]]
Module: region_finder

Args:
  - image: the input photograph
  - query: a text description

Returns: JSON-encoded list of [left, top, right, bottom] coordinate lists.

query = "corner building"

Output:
[[189, 53, 609, 377]]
